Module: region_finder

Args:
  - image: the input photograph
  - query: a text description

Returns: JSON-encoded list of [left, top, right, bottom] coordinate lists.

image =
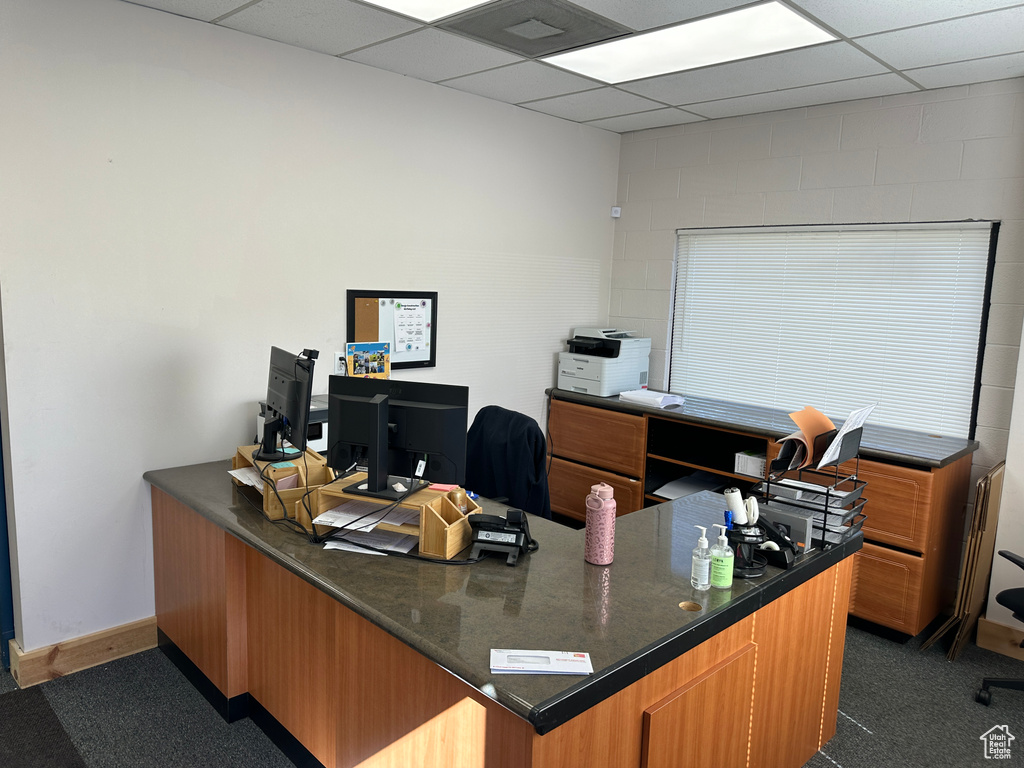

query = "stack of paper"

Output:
[[490, 649, 593, 675], [325, 530, 419, 556], [312, 499, 419, 532], [618, 389, 685, 408], [653, 471, 723, 500], [228, 467, 264, 492]]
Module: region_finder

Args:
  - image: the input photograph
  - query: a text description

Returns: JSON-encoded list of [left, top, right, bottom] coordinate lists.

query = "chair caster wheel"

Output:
[[976, 688, 992, 705]]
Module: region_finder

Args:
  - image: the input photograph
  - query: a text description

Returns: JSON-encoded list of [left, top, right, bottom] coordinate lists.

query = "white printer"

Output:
[[557, 328, 651, 397]]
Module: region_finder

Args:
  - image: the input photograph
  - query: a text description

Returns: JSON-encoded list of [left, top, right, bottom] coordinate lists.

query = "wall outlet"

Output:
[[334, 351, 347, 375]]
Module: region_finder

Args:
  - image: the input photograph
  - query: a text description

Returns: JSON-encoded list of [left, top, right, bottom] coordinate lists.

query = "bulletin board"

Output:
[[346, 290, 437, 370]]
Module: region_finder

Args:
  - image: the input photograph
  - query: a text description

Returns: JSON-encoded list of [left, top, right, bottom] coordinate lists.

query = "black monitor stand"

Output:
[[253, 417, 298, 463], [341, 393, 428, 502]]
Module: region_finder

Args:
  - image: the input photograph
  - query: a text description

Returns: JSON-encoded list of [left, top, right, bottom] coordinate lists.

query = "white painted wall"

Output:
[[610, 81, 1024, 628], [0, 0, 619, 651]]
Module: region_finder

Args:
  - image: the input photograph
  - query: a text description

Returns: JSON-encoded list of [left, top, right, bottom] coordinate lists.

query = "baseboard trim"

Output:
[[976, 615, 1024, 661], [157, 630, 320, 766], [9, 616, 158, 688], [249, 695, 325, 768]]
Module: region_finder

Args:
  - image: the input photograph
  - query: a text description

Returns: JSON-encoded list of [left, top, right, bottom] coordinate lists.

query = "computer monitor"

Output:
[[327, 376, 468, 502], [254, 347, 318, 462]]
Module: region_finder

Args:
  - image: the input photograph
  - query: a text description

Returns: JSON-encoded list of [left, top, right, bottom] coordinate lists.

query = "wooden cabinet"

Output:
[[548, 399, 646, 521], [645, 415, 770, 504], [548, 457, 643, 522], [547, 393, 974, 636], [548, 399, 646, 476], [641, 645, 756, 768], [847, 454, 971, 635]]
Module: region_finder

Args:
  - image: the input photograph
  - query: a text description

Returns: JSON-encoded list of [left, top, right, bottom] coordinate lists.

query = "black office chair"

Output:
[[976, 550, 1024, 705], [464, 405, 551, 519]]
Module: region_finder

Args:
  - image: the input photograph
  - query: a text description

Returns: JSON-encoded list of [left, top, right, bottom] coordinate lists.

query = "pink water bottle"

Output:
[[585, 483, 616, 565]]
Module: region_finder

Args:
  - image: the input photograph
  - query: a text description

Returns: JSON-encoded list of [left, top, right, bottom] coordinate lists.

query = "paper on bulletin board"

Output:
[[346, 342, 390, 378], [376, 297, 432, 366]]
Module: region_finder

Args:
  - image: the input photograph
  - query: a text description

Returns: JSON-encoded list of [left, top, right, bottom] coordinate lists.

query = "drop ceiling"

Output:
[[123, 0, 1024, 133]]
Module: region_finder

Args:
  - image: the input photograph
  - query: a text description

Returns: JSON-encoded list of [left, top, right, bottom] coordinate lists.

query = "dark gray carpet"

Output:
[[0, 685, 88, 767], [803, 625, 1024, 768], [1, 625, 1022, 768], [1, 650, 290, 768]]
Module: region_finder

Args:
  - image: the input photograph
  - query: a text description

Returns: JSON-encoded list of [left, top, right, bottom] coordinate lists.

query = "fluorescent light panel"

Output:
[[543, 2, 835, 84], [359, 0, 492, 23]]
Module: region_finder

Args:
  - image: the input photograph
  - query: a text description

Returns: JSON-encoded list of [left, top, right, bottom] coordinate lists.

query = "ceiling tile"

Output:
[[790, 0, 1022, 38], [345, 28, 522, 82], [566, 0, 753, 32], [219, 0, 421, 56], [686, 74, 916, 119], [124, 0, 250, 22], [907, 52, 1024, 90], [442, 61, 599, 103], [619, 42, 886, 105], [523, 88, 669, 122], [586, 109, 705, 133], [855, 6, 1024, 70]]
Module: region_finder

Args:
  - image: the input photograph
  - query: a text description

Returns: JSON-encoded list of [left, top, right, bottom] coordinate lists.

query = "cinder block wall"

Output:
[[611, 79, 1022, 474], [609, 78, 1024, 624]]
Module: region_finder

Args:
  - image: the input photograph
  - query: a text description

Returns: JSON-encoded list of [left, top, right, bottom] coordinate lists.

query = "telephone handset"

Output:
[[469, 509, 538, 566]]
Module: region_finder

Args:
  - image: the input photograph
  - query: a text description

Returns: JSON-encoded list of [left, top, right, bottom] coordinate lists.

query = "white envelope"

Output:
[[489, 649, 593, 675]]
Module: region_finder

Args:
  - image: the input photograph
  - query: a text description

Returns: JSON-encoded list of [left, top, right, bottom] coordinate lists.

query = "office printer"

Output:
[[557, 328, 651, 397]]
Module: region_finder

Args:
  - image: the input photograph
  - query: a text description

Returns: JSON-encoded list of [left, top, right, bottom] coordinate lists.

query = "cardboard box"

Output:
[[734, 450, 767, 478]]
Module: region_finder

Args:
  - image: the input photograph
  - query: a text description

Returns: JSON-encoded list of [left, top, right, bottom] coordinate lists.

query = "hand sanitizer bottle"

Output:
[[710, 523, 734, 590], [691, 525, 711, 591]]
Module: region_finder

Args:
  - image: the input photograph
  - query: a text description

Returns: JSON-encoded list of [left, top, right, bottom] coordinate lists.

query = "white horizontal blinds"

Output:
[[669, 223, 991, 437]]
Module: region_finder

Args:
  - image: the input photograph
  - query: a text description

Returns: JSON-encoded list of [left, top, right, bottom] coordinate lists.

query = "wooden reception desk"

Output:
[[145, 460, 860, 768]]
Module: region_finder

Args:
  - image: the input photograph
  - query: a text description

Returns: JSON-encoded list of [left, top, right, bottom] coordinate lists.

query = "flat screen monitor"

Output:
[[254, 347, 318, 462], [327, 376, 468, 502]]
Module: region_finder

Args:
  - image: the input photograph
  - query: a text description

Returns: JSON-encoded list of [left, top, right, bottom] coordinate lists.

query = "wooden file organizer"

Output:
[[231, 444, 334, 520], [299, 477, 482, 559], [232, 445, 481, 560]]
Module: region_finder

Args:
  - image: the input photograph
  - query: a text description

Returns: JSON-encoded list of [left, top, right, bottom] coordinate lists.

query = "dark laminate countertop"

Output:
[[145, 460, 861, 734], [549, 388, 979, 469]]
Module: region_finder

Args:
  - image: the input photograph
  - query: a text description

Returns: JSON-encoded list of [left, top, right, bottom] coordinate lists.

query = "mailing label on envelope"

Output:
[[490, 649, 593, 675]]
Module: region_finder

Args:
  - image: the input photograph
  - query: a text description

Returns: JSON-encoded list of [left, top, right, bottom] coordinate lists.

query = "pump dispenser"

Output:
[[710, 523, 735, 590], [691, 525, 711, 591]]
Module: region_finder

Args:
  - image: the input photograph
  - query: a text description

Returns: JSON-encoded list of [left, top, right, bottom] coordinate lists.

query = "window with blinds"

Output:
[[669, 222, 995, 438]]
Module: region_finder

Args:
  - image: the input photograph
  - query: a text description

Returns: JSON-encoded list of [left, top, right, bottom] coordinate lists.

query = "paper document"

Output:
[[325, 529, 419, 555], [490, 649, 593, 675], [618, 389, 685, 409], [313, 499, 419, 532], [653, 471, 723, 500], [275, 473, 299, 490], [228, 467, 264, 492], [817, 403, 876, 469]]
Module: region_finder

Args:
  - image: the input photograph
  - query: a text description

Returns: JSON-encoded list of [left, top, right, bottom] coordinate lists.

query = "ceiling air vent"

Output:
[[438, 0, 630, 58]]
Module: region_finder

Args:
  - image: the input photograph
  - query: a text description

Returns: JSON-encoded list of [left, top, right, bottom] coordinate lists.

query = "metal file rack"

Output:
[[754, 426, 867, 551]]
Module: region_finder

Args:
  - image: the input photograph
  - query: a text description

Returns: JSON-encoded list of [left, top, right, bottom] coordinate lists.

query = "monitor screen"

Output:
[[327, 376, 468, 501], [254, 347, 318, 462]]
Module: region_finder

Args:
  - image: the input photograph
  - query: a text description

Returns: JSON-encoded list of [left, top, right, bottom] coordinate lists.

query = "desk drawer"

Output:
[[853, 459, 932, 553], [848, 542, 925, 635], [549, 399, 646, 477], [549, 457, 644, 522]]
